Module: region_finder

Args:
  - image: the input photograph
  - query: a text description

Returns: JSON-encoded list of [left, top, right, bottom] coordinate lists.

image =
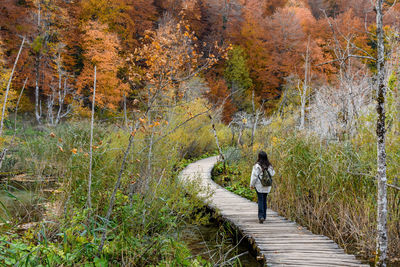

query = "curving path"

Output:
[[180, 156, 369, 267]]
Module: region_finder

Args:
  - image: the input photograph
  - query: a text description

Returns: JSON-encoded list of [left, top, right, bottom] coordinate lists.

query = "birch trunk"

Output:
[[300, 37, 310, 130], [123, 93, 128, 129], [0, 37, 25, 137], [35, 2, 41, 124], [0, 77, 27, 170], [250, 89, 256, 146], [209, 115, 225, 167], [375, 1, 388, 265], [87, 66, 96, 211], [144, 128, 154, 194]]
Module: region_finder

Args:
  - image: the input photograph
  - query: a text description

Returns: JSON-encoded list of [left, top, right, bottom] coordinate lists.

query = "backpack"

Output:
[[258, 165, 273, 187]]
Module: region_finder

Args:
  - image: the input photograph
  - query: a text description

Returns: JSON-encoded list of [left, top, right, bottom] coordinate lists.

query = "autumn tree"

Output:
[[79, 0, 157, 50], [224, 45, 252, 111], [205, 76, 236, 123], [239, 6, 315, 110], [98, 16, 225, 253], [77, 21, 129, 110]]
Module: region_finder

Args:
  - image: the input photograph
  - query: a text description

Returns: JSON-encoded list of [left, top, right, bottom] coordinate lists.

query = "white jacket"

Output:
[[250, 163, 275, 193]]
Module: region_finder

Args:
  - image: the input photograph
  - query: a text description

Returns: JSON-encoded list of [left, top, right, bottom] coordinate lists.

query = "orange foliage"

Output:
[[76, 21, 129, 109], [80, 0, 157, 49], [206, 77, 236, 123], [132, 16, 223, 105]]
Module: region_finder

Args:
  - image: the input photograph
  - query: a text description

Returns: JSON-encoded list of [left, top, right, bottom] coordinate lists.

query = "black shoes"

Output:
[[259, 218, 265, 224]]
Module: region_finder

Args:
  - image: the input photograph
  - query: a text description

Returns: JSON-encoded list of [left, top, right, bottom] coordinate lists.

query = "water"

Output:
[[182, 219, 262, 266], [0, 177, 52, 224]]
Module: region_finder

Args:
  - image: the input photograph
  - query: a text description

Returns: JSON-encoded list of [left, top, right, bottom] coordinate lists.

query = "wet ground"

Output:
[[182, 219, 262, 266]]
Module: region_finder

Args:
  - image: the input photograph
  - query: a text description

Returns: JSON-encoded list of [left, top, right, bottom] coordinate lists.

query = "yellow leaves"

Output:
[[271, 136, 282, 146], [153, 42, 161, 50], [131, 129, 137, 136], [139, 117, 146, 124], [71, 148, 77, 154], [148, 121, 161, 128]]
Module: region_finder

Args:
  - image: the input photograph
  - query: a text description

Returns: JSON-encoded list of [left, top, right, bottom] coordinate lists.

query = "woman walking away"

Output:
[[250, 151, 275, 224]]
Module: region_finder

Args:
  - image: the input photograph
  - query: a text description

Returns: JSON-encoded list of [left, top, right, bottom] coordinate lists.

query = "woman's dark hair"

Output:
[[257, 151, 271, 170]]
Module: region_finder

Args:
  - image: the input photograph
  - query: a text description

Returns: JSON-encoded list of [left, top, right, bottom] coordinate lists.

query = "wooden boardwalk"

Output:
[[180, 156, 369, 267]]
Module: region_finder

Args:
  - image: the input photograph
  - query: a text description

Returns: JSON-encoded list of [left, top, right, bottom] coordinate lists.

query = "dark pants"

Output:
[[256, 191, 268, 220]]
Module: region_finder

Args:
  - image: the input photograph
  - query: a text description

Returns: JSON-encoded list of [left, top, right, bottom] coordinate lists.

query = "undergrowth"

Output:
[[212, 120, 400, 264]]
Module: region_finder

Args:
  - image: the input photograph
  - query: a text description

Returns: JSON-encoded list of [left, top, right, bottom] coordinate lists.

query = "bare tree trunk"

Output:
[[0, 37, 25, 137], [87, 66, 96, 211], [123, 93, 128, 129], [300, 36, 310, 130], [0, 77, 27, 170], [55, 53, 63, 125], [250, 90, 264, 147], [209, 115, 225, 167], [375, 1, 388, 266], [144, 128, 154, 194], [237, 124, 244, 147], [35, 2, 42, 124], [47, 90, 54, 125], [250, 89, 256, 146]]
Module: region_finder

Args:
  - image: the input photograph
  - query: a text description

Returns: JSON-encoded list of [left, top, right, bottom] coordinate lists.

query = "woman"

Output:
[[250, 151, 275, 224]]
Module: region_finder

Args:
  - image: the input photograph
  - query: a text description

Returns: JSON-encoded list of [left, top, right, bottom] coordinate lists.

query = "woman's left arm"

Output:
[[268, 165, 276, 176]]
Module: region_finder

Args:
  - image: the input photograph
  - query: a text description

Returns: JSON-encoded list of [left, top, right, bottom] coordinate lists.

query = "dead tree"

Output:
[[250, 89, 264, 146], [299, 36, 311, 130], [46, 53, 72, 125], [375, 0, 388, 265], [209, 114, 225, 168], [0, 36, 25, 137], [87, 66, 96, 211]]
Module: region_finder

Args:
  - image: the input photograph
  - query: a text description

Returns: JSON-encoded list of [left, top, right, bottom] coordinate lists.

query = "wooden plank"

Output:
[[180, 157, 368, 267]]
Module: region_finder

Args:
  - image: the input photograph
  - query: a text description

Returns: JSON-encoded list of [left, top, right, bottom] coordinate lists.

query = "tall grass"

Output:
[[0, 107, 232, 265], [213, 119, 400, 262]]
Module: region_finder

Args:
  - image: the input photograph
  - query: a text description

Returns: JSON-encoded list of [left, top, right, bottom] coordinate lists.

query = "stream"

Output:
[[182, 219, 261, 266], [0, 176, 53, 225]]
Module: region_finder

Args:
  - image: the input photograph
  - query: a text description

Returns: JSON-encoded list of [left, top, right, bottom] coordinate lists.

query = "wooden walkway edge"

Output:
[[180, 156, 369, 267]]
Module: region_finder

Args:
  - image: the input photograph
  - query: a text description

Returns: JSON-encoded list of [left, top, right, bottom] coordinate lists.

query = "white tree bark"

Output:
[[87, 66, 96, 211], [0, 37, 25, 137], [209, 114, 225, 166], [375, 0, 388, 265], [299, 37, 310, 130], [123, 92, 128, 128], [251, 89, 256, 146], [35, 1, 42, 124]]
